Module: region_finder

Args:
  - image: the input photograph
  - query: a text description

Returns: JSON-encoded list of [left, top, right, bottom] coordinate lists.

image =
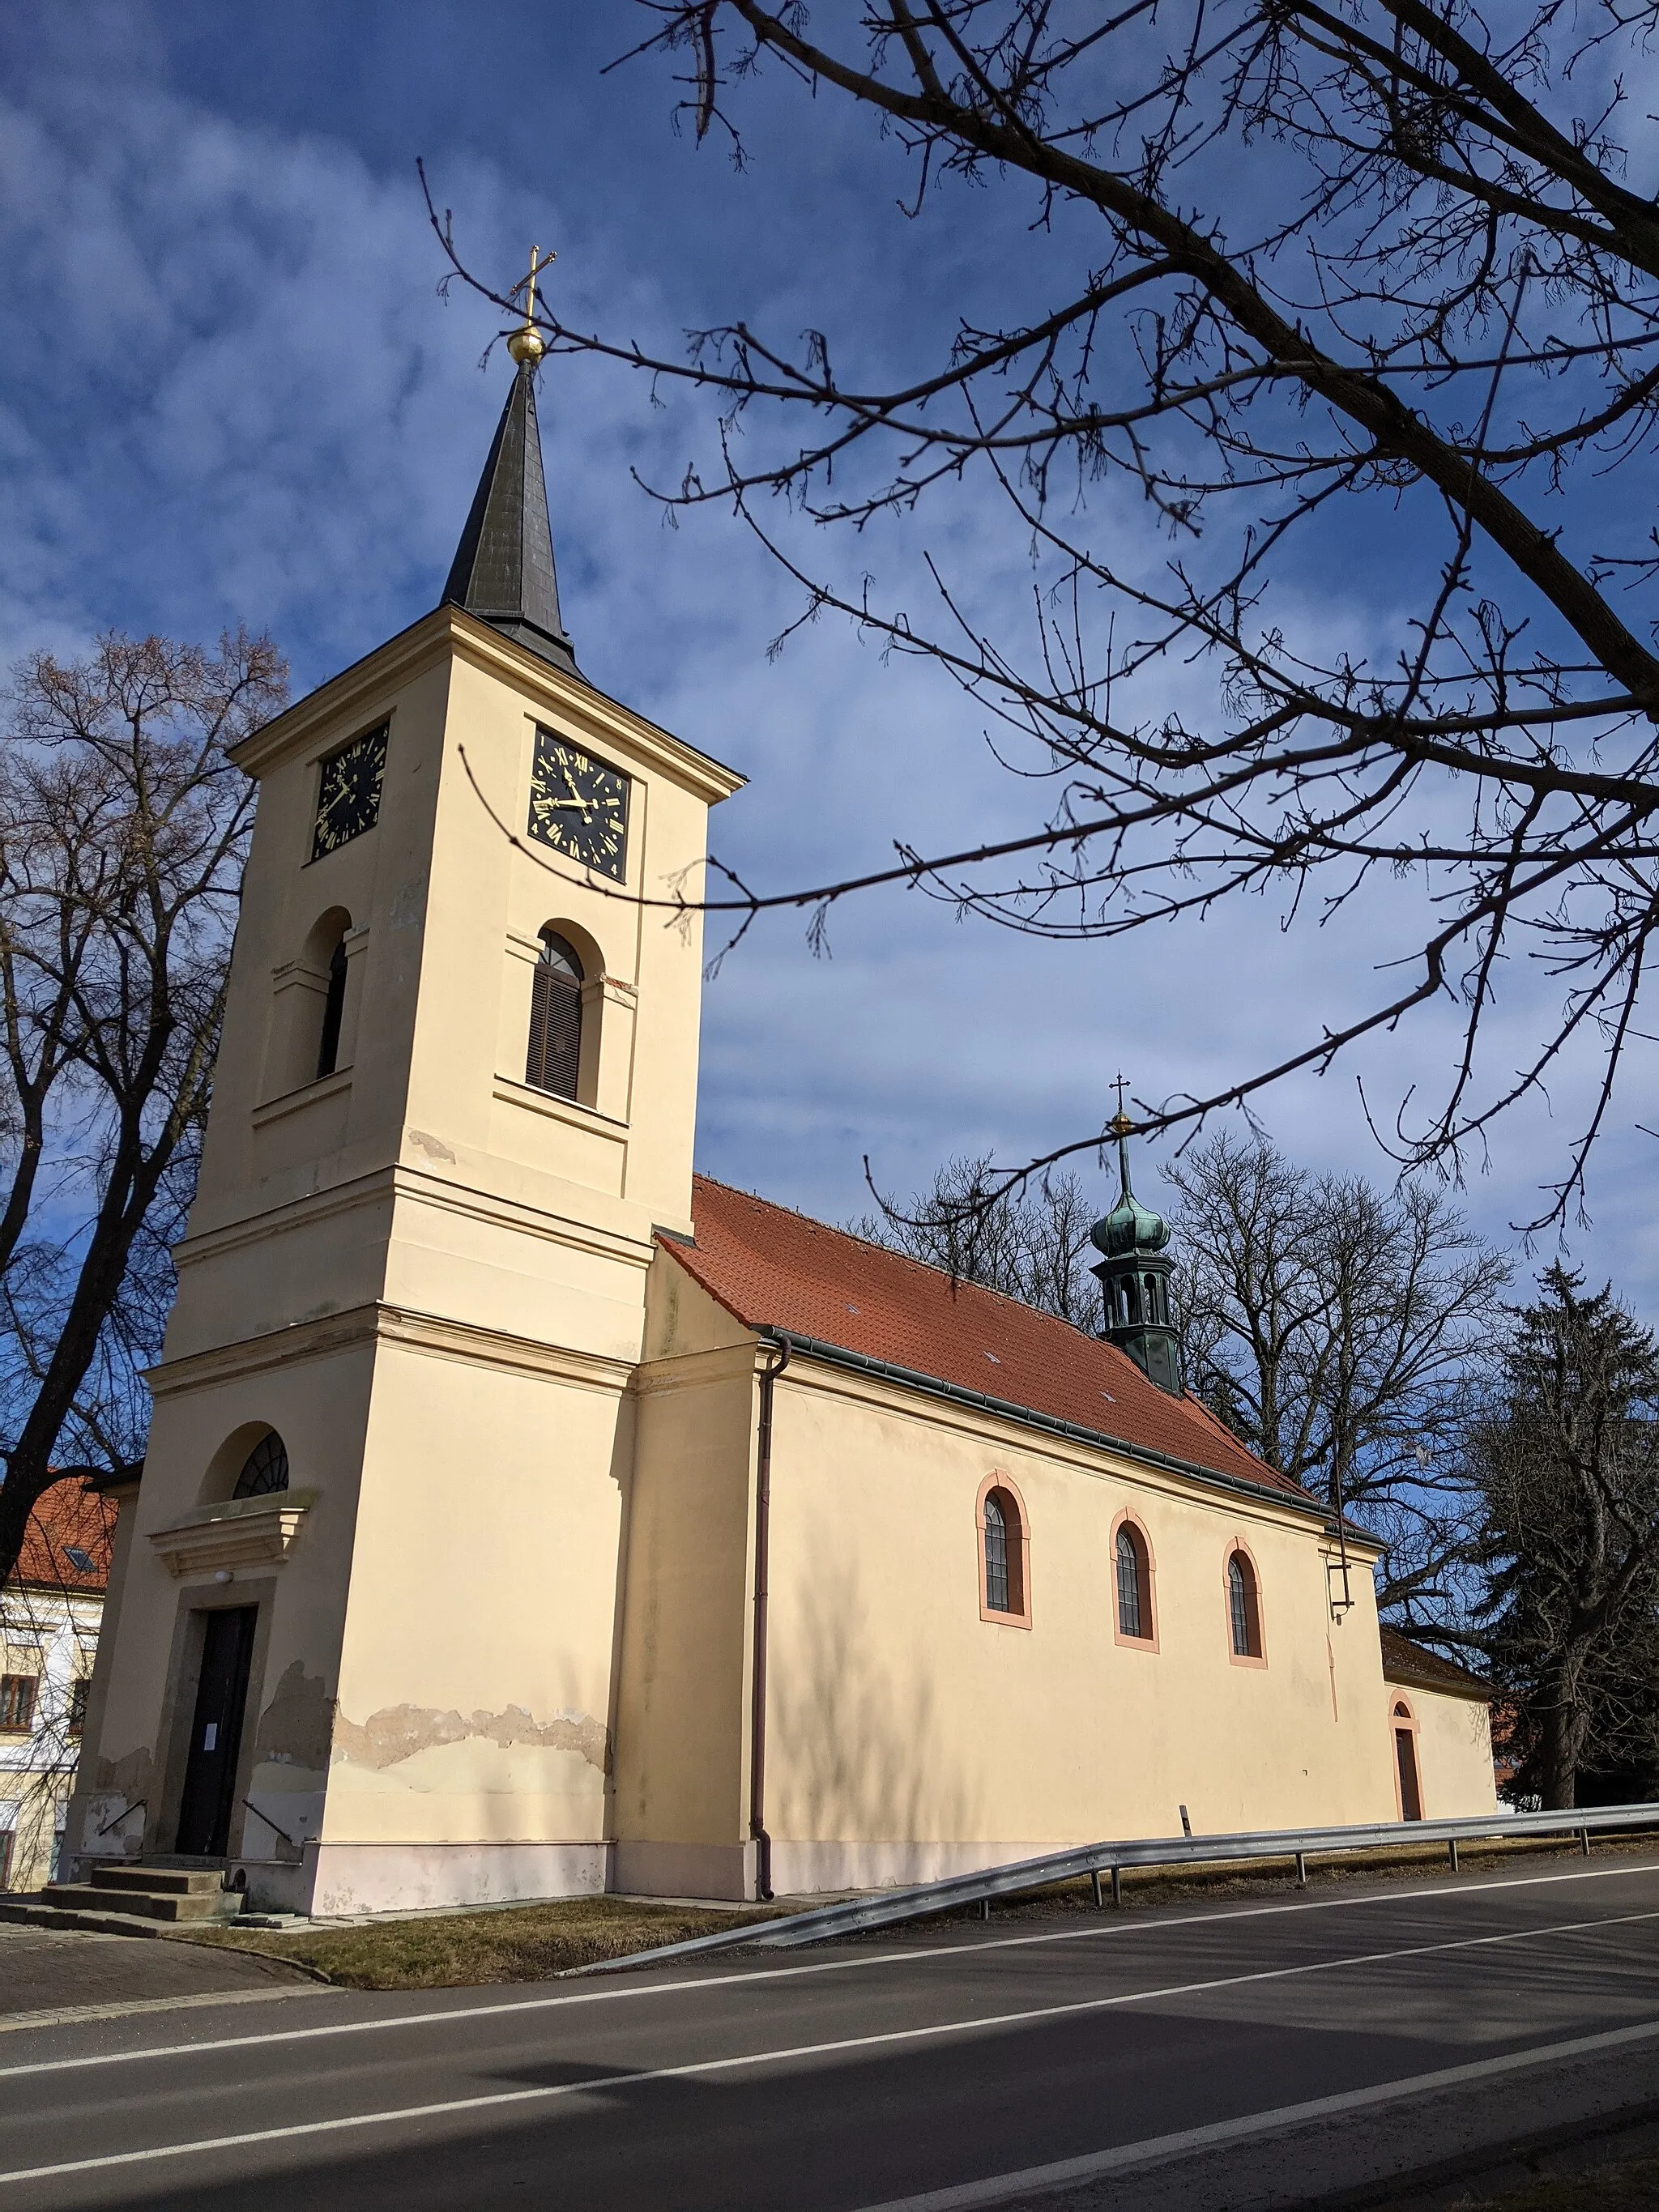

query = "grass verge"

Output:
[[181, 1831, 1658, 1988], [185, 1896, 789, 1990]]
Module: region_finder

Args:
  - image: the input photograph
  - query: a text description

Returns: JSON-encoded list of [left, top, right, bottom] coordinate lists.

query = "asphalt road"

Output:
[[3, 1856, 1658, 2212]]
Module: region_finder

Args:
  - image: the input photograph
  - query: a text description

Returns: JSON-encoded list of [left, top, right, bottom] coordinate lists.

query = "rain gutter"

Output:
[[748, 1335, 790, 1903], [755, 1326, 1328, 1523]]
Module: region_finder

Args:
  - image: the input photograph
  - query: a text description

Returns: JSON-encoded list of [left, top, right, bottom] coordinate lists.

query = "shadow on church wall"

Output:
[[770, 1554, 979, 1847]]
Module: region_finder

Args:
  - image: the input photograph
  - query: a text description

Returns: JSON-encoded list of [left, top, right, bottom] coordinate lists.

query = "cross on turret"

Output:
[[1090, 1083, 1185, 1396]]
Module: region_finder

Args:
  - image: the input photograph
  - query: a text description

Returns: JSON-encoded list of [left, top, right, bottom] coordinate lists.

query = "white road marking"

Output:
[[844, 2017, 1659, 2212], [0, 1987, 329, 2036], [1, 1907, 1655, 2185], [1, 1856, 1653, 2084]]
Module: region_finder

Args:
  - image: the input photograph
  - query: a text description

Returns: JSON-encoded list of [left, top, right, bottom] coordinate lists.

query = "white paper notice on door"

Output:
[[203, 1722, 218, 1751]]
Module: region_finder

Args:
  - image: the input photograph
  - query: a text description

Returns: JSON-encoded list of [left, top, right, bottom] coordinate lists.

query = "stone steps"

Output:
[[2, 1859, 248, 1933], [71, 1864, 227, 1899], [36, 1882, 238, 1924]]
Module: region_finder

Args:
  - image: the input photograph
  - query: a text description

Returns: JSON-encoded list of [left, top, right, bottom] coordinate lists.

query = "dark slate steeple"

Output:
[[442, 353, 579, 678]]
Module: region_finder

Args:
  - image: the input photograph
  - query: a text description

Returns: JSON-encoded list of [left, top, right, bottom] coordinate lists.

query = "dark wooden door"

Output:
[[1395, 1727, 1423, 1822], [175, 1608, 257, 1856]]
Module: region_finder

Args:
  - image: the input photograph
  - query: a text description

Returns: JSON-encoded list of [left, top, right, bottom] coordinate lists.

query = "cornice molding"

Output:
[[229, 607, 744, 807], [228, 612, 454, 778], [148, 1494, 314, 1578], [147, 1301, 635, 1401], [448, 616, 744, 803], [763, 1333, 1356, 1537], [631, 1343, 759, 1400], [175, 1160, 657, 1276]]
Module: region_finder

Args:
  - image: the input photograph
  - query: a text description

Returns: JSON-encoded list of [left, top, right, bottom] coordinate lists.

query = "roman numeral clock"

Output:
[[311, 722, 389, 859], [527, 726, 630, 881]]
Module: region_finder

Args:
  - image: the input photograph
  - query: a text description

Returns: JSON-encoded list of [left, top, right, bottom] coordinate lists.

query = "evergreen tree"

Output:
[[1473, 1268, 1659, 1809]]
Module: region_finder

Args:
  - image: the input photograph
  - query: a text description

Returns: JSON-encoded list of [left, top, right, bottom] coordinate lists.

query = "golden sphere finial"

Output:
[[508, 242, 554, 370]]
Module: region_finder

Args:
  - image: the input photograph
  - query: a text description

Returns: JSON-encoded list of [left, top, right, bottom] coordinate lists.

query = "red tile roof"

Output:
[[1380, 1626, 1492, 1702], [669, 1177, 1313, 1504], [9, 1478, 115, 1596]]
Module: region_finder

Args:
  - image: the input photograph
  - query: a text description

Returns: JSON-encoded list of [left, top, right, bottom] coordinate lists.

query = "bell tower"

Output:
[[66, 296, 744, 1914], [1090, 1100, 1185, 1397]]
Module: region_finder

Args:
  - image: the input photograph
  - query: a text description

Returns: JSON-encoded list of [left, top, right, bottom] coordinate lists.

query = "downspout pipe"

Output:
[[749, 1333, 790, 1903]]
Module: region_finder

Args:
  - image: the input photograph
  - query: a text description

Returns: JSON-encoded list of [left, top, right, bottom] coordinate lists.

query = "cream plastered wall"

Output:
[[66, 1339, 373, 1877], [758, 1362, 1397, 1892], [60, 1478, 139, 1873], [616, 1253, 1398, 1899], [315, 1342, 633, 1914], [1386, 1683, 1498, 1820], [611, 1256, 763, 1899], [70, 608, 743, 1913]]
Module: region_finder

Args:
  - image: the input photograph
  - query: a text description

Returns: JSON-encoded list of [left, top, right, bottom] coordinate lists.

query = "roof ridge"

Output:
[[690, 1171, 1110, 1342]]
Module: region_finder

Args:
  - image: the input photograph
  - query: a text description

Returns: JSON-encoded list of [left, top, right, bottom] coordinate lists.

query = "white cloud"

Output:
[[2, 12, 1655, 1323]]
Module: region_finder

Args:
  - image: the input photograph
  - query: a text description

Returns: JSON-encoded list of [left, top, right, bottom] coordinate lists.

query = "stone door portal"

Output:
[[175, 1607, 257, 1857]]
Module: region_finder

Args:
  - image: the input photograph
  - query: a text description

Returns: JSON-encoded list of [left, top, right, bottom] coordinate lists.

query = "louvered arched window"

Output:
[[526, 931, 584, 1099], [316, 937, 348, 1079]]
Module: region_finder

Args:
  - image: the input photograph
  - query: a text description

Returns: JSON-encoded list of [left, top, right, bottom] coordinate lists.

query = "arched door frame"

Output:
[[1389, 1692, 1424, 1821]]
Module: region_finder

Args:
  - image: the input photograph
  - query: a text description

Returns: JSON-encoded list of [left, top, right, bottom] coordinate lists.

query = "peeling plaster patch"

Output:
[[406, 1127, 456, 1164], [254, 1660, 335, 1773], [85, 1746, 156, 1857], [92, 1745, 155, 1802], [332, 1702, 608, 1774]]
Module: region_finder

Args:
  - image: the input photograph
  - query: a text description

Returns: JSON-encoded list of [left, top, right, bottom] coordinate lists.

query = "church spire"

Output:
[[442, 249, 578, 678], [1090, 1082, 1185, 1396]]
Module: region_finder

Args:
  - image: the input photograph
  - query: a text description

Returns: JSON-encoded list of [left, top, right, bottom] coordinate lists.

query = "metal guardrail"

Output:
[[577, 1801, 1659, 1976]]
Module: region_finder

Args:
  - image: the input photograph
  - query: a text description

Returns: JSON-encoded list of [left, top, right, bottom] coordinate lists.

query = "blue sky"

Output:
[[3, 1, 1654, 1315]]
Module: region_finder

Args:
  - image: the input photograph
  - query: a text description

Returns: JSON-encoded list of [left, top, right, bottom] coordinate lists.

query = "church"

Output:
[[62, 313, 1497, 1916]]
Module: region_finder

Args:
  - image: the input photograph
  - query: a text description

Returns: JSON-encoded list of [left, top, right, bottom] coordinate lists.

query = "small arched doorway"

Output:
[[1392, 1698, 1423, 1821]]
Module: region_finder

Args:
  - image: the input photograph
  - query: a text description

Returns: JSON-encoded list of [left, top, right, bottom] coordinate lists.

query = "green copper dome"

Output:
[[1090, 1111, 1171, 1258], [1091, 1099, 1183, 1396], [1090, 1185, 1171, 1260]]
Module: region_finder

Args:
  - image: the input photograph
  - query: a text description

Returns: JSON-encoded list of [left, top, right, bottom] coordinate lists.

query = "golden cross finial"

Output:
[[507, 244, 555, 366], [1108, 1072, 1133, 1139]]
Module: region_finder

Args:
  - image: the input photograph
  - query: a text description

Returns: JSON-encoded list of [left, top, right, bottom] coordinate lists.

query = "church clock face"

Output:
[[312, 722, 389, 860], [527, 726, 630, 882]]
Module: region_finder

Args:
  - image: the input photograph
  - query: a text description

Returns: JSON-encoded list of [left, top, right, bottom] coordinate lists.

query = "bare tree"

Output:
[[853, 1154, 1099, 1323], [1166, 1132, 1510, 1614], [0, 632, 288, 1593], [434, 0, 1659, 1224], [1471, 1266, 1659, 1809], [873, 1133, 1507, 1610]]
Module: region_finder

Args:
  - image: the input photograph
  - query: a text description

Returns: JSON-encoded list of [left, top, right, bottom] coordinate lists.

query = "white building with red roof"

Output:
[[63, 347, 1495, 1916], [2, 1478, 113, 1891]]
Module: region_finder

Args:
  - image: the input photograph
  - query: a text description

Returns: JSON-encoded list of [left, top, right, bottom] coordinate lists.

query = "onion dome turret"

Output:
[[1090, 1101, 1184, 1396]]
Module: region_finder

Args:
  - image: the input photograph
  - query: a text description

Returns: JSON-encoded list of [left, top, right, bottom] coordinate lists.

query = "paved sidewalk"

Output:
[[0, 1922, 313, 2018]]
